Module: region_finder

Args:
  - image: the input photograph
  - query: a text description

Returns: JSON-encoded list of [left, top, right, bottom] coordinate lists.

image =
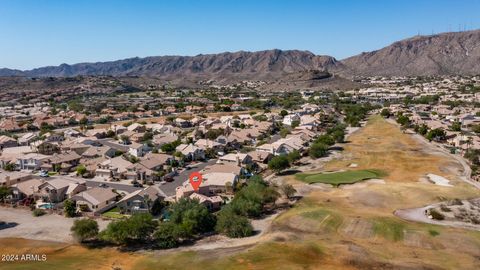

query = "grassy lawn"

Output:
[[101, 207, 126, 219], [296, 169, 385, 186]]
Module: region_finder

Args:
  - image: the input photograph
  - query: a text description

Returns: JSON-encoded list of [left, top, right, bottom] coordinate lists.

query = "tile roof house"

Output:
[[218, 153, 253, 165], [96, 156, 133, 179], [72, 187, 118, 213], [11, 178, 44, 201], [0, 171, 33, 187], [16, 153, 50, 171], [188, 192, 223, 211], [18, 132, 38, 146], [153, 133, 179, 147], [36, 177, 87, 203], [0, 135, 18, 150], [176, 144, 205, 161], [117, 186, 167, 214]]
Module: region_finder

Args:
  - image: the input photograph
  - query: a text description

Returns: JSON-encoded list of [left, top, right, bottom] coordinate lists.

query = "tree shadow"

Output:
[[278, 169, 302, 176], [0, 222, 18, 230]]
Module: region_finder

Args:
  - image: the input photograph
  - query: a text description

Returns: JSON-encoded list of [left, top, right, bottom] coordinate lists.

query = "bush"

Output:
[[429, 209, 445, 220], [154, 222, 179, 249], [71, 219, 99, 242], [215, 207, 254, 238], [440, 204, 451, 212], [309, 143, 328, 159], [64, 199, 76, 218], [100, 213, 157, 245], [168, 198, 216, 237], [280, 183, 296, 199], [32, 209, 46, 217], [315, 135, 335, 146], [268, 156, 290, 173]]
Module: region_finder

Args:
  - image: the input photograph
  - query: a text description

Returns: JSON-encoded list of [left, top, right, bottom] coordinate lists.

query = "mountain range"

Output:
[[1, 29, 480, 79]]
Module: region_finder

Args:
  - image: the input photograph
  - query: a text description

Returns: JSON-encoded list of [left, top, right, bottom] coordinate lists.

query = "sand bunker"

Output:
[[425, 174, 453, 187]]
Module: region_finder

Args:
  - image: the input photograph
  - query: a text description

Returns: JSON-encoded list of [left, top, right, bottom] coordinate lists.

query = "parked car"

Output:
[[98, 183, 109, 188], [39, 170, 49, 177], [133, 182, 144, 188]]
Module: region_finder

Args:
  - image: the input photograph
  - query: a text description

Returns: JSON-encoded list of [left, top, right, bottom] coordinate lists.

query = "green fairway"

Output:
[[296, 169, 384, 186]]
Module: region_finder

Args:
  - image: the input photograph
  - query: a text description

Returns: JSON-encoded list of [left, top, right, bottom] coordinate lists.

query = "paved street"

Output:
[[160, 159, 217, 196]]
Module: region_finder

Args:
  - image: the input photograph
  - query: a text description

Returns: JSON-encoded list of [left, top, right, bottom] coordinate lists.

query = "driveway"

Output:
[[160, 159, 217, 196]]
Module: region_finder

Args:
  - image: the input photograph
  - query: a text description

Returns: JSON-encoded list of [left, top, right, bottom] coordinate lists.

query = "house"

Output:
[[189, 192, 223, 211], [202, 162, 243, 176], [81, 146, 116, 159], [127, 123, 146, 133], [72, 187, 118, 213], [194, 139, 223, 152], [139, 153, 173, 171], [0, 118, 22, 132], [11, 178, 44, 201], [31, 141, 60, 155], [0, 171, 33, 187], [42, 151, 81, 172], [175, 172, 237, 201], [36, 177, 87, 203], [153, 133, 179, 147], [218, 153, 253, 166], [0, 135, 18, 150], [18, 132, 37, 146], [96, 156, 133, 179], [282, 114, 300, 126], [247, 150, 273, 164], [16, 153, 50, 171], [256, 136, 305, 155], [86, 129, 108, 139], [174, 118, 191, 128], [117, 186, 167, 214], [175, 144, 205, 161], [128, 142, 148, 157]]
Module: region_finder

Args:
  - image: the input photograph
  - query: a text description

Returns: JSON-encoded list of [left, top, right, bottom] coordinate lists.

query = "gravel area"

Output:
[[0, 207, 110, 242]]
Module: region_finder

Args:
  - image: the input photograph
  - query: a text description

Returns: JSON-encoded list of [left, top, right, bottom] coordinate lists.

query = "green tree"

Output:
[[268, 155, 290, 174], [286, 150, 301, 164], [63, 199, 76, 218], [154, 222, 179, 249], [315, 134, 335, 146], [3, 163, 16, 172], [309, 143, 328, 159], [450, 121, 461, 132], [71, 219, 99, 243], [380, 108, 391, 118], [279, 110, 288, 117], [100, 213, 157, 245], [76, 165, 87, 177], [168, 198, 216, 237], [426, 128, 446, 142], [215, 206, 254, 238], [0, 186, 11, 203]]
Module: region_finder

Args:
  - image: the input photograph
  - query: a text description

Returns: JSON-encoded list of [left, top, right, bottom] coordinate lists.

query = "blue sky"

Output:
[[1, 0, 480, 70]]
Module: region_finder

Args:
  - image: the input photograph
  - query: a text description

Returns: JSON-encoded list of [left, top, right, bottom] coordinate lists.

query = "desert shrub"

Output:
[[32, 209, 46, 217], [450, 198, 463, 205], [440, 204, 451, 212], [429, 209, 445, 220], [71, 219, 99, 242]]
